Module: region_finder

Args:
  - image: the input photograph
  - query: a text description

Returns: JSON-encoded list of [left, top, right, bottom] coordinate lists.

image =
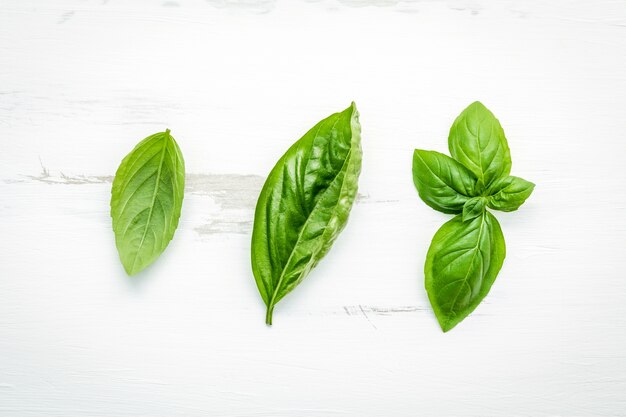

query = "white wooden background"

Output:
[[1, 0, 626, 416]]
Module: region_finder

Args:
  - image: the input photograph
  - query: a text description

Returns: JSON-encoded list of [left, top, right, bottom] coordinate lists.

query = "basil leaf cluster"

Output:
[[111, 129, 185, 275], [412, 102, 534, 332], [251, 103, 362, 325]]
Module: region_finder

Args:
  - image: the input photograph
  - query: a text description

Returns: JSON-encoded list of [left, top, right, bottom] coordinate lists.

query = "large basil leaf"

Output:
[[487, 175, 535, 212], [110, 129, 185, 275], [251, 103, 362, 325], [448, 101, 511, 190], [425, 211, 506, 332], [412, 150, 478, 214]]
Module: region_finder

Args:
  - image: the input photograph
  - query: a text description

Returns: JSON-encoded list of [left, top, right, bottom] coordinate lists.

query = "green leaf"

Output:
[[487, 176, 535, 212], [448, 101, 511, 190], [412, 150, 479, 214], [251, 103, 362, 325], [110, 129, 185, 275], [462, 197, 486, 221], [425, 211, 506, 332]]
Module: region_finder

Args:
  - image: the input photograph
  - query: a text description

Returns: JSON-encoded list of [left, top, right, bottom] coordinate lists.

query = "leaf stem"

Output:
[[265, 305, 274, 326]]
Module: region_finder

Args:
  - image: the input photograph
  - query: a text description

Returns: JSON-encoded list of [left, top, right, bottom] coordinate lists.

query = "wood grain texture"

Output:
[[1, 0, 626, 416]]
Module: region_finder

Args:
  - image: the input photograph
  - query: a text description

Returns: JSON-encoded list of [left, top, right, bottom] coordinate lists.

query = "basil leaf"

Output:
[[448, 101, 511, 190], [251, 103, 362, 325], [412, 150, 478, 214], [110, 129, 185, 275], [487, 176, 535, 212], [462, 196, 486, 221], [425, 211, 506, 332]]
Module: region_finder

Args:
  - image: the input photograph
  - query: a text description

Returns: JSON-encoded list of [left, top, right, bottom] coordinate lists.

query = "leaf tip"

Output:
[[347, 101, 359, 119], [118, 249, 150, 276], [439, 317, 457, 333], [122, 263, 138, 276], [412, 149, 425, 159], [468, 100, 486, 110], [120, 257, 144, 276]]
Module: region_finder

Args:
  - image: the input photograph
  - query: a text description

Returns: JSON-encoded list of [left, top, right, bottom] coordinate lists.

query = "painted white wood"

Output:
[[1, 1, 626, 415]]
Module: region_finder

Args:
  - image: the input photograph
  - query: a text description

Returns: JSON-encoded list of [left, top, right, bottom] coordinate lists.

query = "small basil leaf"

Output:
[[462, 197, 486, 222], [448, 101, 511, 190], [412, 150, 478, 214], [251, 103, 362, 325], [487, 176, 535, 212], [110, 129, 185, 275], [425, 211, 506, 332]]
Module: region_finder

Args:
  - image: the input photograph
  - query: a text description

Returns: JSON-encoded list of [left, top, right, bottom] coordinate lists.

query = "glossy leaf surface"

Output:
[[111, 130, 185, 275], [462, 196, 487, 221], [412, 150, 478, 214], [448, 101, 511, 191], [425, 212, 506, 332], [487, 176, 535, 212], [251, 103, 362, 325]]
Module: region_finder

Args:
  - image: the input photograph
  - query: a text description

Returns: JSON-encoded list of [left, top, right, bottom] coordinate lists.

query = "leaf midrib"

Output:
[[445, 213, 487, 325], [414, 151, 473, 197], [128, 132, 170, 273], [462, 112, 486, 185], [267, 138, 354, 311]]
